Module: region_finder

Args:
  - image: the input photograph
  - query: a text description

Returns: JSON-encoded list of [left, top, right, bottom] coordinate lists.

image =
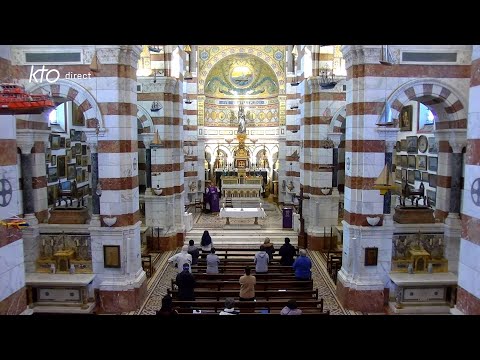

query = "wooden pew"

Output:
[[171, 279, 313, 291], [191, 273, 297, 281], [177, 310, 330, 316], [192, 265, 294, 273], [168, 288, 319, 301], [171, 298, 324, 313]]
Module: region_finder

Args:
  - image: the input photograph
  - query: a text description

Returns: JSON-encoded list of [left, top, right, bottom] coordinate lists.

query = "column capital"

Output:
[[139, 133, 155, 149], [84, 128, 106, 153], [376, 127, 399, 153], [16, 129, 50, 154], [327, 132, 342, 148], [434, 129, 467, 153]]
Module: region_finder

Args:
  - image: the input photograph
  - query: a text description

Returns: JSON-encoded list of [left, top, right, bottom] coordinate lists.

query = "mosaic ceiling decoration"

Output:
[[198, 46, 286, 95], [204, 54, 279, 98]]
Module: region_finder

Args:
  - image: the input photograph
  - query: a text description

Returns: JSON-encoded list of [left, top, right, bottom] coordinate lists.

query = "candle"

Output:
[[396, 239, 399, 246], [438, 239, 442, 246], [50, 239, 54, 246], [85, 239, 88, 246], [42, 239, 45, 246], [430, 238, 433, 246], [76, 239, 79, 247]]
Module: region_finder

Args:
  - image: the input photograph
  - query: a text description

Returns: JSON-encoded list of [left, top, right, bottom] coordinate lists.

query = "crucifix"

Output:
[[295, 185, 310, 248]]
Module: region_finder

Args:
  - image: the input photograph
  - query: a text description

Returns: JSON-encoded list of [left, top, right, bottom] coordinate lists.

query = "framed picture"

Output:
[[395, 168, 401, 181], [428, 137, 438, 154], [57, 156, 67, 178], [66, 149, 72, 162], [70, 129, 76, 139], [51, 134, 61, 150], [47, 167, 57, 183], [72, 103, 85, 126], [401, 155, 408, 168], [401, 168, 407, 182], [429, 173, 437, 188], [400, 105, 413, 131], [87, 164, 92, 172], [65, 138, 71, 148], [408, 155, 416, 168], [406, 136, 418, 153], [76, 155, 82, 164], [364, 247, 378, 266], [67, 164, 76, 180], [82, 144, 87, 155], [427, 189, 436, 207], [76, 167, 83, 183], [47, 185, 58, 206], [51, 155, 57, 166], [428, 156, 438, 172], [45, 148, 51, 162], [395, 155, 401, 166], [103, 245, 121, 268], [60, 136, 66, 149], [73, 131, 82, 142], [81, 132, 87, 142], [417, 155, 427, 170], [82, 155, 89, 166], [400, 139, 407, 152], [71, 146, 77, 156], [75, 142, 82, 154], [82, 169, 87, 182], [418, 135, 428, 153], [414, 170, 421, 181], [407, 170, 415, 184], [422, 171, 429, 182], [395, 141, 401, 152]]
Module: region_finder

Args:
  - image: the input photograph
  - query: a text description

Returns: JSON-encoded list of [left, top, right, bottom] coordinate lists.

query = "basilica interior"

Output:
[[0, 44, 478, 315]]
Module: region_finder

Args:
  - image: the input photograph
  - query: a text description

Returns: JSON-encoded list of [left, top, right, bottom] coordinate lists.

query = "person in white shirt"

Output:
[[168, 245, 192, 273]]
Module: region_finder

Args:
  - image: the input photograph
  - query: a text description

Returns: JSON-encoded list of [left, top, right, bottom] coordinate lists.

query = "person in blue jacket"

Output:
[[292, 249, 312, 280]]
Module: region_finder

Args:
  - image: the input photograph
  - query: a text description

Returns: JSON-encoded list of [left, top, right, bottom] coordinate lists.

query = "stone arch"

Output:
[[385, 79, 468, 130], [329, 106, 346, 133], [137, 104, 154, 133], [26, 79, 104, 129]]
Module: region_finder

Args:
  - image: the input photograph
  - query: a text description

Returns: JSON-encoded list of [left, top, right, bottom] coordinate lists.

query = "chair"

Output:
[[194, 199, 202, 212]]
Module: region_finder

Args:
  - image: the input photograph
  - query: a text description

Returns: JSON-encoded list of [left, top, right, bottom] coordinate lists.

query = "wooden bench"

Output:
[[141, 254, 153, 278], [171, 298, 323, 313], [191, 273, 297, 281], [176, 311, 330, 316], [168, 288, 318, 301], [172, 279, 313, 291], [192, 265, 294, 273]]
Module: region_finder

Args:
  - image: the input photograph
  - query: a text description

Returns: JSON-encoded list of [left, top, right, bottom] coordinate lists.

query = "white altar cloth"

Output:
[[219, 207, 266, 219]]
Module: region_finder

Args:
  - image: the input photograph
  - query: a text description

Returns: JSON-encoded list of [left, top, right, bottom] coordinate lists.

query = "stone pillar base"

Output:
[[89, 214, 101, 227], [307, 234, 336, 251], [97, 280, 147, 313], [146, 232, 184, 251], [0, 287, 27, 315], [336, 278, 385, 313], [456, 286, 480, 315]]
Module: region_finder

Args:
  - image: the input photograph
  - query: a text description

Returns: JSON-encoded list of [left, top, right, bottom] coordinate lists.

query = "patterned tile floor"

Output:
[[130, 248, 361, 315]]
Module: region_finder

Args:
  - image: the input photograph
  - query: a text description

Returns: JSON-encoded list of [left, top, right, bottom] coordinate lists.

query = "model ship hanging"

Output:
[[150, 100, 162, 112], [373, 163, 395, 195], [319, 68, 337, 90], [0, 83, 54, 114]]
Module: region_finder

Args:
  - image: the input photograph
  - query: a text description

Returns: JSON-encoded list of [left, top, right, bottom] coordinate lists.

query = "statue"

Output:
[[237, 105, 246, 134]]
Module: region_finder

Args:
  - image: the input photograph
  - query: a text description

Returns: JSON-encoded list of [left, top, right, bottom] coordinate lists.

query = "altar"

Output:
[[219, 207, 266, 225], [389, 272, 457, 314]]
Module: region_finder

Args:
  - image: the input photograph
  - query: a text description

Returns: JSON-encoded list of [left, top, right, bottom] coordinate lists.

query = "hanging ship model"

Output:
[[0, 83, 55, 114]]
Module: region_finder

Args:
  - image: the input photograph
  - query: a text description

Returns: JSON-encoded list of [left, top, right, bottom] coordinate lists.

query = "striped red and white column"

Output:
[[457, 45, 480, 314], [0, 45, 27, 315]]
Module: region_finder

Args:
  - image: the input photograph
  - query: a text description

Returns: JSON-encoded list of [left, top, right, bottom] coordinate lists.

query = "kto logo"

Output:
[[29, 65, 60, 83]]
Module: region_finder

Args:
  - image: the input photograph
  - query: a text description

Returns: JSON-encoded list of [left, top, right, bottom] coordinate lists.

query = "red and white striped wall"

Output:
[[457, 45, 480, 314]]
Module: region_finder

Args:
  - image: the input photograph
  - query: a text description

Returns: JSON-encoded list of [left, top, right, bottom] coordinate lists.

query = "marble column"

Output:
[[329, 133, 342, 189], [377, 128, 398, 224], [457, 45, 480, 314], [448, 131, 467, 214], [86, 133, 101, 227], [139, 133, 154, 195], [18, 142, 34, 215]]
